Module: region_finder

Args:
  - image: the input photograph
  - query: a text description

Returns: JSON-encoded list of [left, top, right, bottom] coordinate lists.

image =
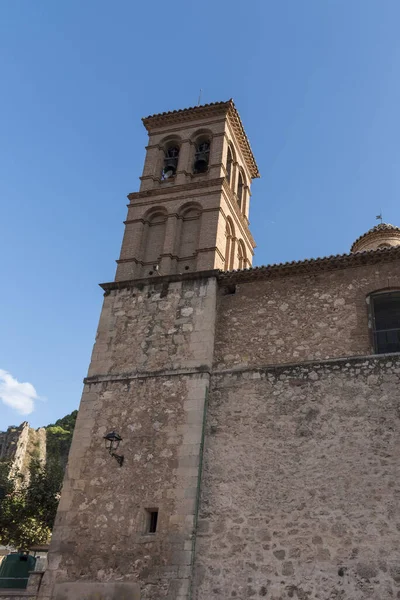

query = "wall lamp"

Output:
[[103, 431, 124, 467]]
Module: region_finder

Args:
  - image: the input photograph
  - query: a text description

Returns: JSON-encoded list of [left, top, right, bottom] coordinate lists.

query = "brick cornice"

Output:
[[124, 205, 222, 226], [128, 177, 225, 203]]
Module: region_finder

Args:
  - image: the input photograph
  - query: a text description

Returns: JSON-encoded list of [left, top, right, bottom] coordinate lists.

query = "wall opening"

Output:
[[145, 509, 159, 534], [370, 291, 400, 354]]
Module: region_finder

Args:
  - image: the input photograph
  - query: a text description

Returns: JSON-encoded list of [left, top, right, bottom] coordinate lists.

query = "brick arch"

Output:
[[237, 239, 247, 269], [177, 203, 202, 269], [141, 207, 168, 273], [190, 129, 213, 175], [224, 217, 236, 271], [190, 128, 213, 143], [159, 134, 183, 147], [158, 136, 182, 180], [236, 167, 247, 213]]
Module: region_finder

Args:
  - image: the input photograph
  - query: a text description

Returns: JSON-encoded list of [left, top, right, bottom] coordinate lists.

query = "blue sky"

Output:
[[1, 0, 400, 428]]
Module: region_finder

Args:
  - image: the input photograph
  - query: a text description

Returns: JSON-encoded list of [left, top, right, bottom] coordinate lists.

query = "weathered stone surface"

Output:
[[41, 277, 216, 600], [193, 357, 400, 599], [214, 260, 400, 369], [53, 582, 139, 600], [88, 278, 216, 376]]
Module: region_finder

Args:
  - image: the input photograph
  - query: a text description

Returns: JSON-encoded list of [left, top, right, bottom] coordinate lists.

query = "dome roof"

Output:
[[351, 222, 400, 253]]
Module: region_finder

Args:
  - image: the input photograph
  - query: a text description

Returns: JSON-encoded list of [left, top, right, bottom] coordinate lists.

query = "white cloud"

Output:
[[0, 369, 38, 416]]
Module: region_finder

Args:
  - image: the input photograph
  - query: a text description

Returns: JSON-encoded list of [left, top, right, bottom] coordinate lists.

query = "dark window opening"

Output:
[[237, 173, 244, 208], [193, 141, 210, 173], [162, 146, 179, 180], [146, 509, 158, 533], [226, 148, 233, 184], [223, 284, 237, 295], [160, 283, 169, 298], [371, 291, 400, 354]]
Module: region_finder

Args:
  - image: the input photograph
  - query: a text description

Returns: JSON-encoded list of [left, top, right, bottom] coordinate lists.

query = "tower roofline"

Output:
[[142, 99, 260, 179]]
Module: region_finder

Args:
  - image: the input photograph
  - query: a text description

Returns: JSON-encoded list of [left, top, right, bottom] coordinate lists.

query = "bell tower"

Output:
[[39, 101, 260, 600], [115, 100, 259, 281]]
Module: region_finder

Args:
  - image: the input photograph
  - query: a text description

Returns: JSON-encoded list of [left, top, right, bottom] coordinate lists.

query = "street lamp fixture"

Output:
[[103, 431, 124, 467]]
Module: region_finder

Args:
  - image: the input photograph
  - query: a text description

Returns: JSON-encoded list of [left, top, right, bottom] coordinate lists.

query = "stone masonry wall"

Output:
[[194, 355, 400, 600], [215, 260, 400, 370], [40, 275, 217, 600]]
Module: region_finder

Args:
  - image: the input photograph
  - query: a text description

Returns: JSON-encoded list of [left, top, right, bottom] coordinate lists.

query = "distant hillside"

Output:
[[0, 410, 78, 548], [0, 410, 78, 477], [45, 410, 78, 471]]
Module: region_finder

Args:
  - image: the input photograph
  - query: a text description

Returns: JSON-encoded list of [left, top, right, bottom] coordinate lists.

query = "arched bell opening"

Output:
[[161, 143, 180, 180], [226, 146, 233, 186], [193, 137, 211, 174]]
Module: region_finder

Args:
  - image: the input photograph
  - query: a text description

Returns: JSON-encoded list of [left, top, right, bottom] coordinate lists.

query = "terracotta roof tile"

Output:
[[351, 223, 400, 251], [220, 245, 400, 283]]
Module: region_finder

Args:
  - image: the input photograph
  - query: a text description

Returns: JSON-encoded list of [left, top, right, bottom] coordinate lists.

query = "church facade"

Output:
[[38, 102, 400, 600]]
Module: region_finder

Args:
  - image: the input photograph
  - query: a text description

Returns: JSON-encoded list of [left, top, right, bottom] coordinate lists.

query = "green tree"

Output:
[[0, 462, 53, 549], [0, 410, 78, 549]]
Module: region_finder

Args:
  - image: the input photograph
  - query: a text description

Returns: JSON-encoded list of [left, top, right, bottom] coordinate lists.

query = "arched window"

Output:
[[178, 207, 201, 260], [370, 291, 400, 354], [237, 240, 247, 270], [193, 140, 210, 173], [237, 172, 244, 209], [142, 211, 167, 271], [162, 145, 180, 180], [226, 147, 233, 185], [224, 218, 235, 271]]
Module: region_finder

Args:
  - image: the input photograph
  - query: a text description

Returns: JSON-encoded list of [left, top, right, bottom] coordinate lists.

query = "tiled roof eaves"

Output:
[[218, 245, 400, 284], [142, 100, 230, 123]]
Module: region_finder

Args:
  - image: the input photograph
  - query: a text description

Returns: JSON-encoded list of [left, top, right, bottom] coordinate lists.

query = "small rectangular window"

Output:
[[145, 509, 158, 534]]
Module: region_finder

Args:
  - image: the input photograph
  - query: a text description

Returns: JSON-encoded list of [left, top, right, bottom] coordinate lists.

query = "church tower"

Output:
[[116, 100, 259, 281], [39, 101, 259, 600]]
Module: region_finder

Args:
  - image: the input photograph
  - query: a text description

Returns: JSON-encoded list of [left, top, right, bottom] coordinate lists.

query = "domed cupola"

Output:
[[351, 222, 400, 253]]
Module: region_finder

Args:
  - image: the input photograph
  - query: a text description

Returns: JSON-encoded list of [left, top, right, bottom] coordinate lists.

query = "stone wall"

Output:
[[44, 252, 400, 600], [194, 355, 400, 600], [40, 275, 217, 600], [215, 260, 400, 370]]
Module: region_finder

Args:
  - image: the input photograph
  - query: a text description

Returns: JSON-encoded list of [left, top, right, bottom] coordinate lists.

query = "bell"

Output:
[[194, 153, 208, 173], [163, 157, 177, 178]]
